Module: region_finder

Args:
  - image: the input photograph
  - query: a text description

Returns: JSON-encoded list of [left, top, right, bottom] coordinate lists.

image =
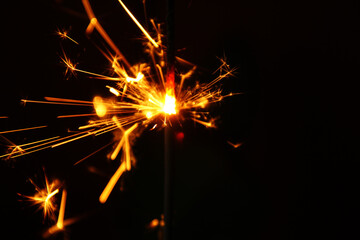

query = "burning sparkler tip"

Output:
[[163, 93, 177, 115]]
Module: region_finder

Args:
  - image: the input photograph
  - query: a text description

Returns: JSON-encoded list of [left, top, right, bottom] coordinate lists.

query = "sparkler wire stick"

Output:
[[164, 0, 175, 239]]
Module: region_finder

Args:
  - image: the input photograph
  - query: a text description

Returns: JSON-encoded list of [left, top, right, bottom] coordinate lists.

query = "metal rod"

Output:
[[164, 0, 175, 239], [164, 127, 173, 240]]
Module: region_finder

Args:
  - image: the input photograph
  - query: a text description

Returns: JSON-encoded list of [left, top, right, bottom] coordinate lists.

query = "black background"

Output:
[[1, 0, 359, 239]]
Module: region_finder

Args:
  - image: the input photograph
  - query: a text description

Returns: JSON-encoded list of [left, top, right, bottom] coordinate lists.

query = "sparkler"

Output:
[[1, 0, 238, 237]]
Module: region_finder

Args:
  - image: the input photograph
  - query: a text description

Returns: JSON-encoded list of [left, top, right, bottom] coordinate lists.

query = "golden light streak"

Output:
[[56, 28, 79, 45], [0, 125, 47, 135], [45, 189, 59, 203], [57, 113, 100, 118], [110, 116, 138, 163], [44, 97, 94, 104], [0, 136, 57, 159], [74, 142, 113, 166], [56, 189, 67, 229], [99, 161, 126, 203], [0, 136, 61, 159], [3, 132, 86, 159], [117, 0, 159, 48], [21, 99, 92, 107], [51, 132, 94, 148], [17, 136, 61, 148]]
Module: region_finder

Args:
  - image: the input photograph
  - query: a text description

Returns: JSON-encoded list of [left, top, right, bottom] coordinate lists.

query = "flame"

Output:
[[163, 92, 176, 115]]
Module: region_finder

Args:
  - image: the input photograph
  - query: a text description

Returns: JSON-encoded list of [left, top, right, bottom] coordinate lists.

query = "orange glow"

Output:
[[145, 111, 153, 119], [163, 92, 176, 115], [93, 96, 107, 117], [147, 218, 160, 229]]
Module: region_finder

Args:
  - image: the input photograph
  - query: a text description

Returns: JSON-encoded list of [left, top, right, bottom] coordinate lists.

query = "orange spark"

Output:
[[147, 218, 160, 229], [19, 175, 60, 220], [227, 141, 243, 149], [0, 125, 47, 135], [117, 0, 159, 48], [99, 161, 126, 204], [56, 28, 79, 45]]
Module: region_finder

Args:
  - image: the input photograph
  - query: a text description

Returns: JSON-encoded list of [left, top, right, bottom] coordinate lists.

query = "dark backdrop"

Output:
[[1, 0, 359, 240]]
